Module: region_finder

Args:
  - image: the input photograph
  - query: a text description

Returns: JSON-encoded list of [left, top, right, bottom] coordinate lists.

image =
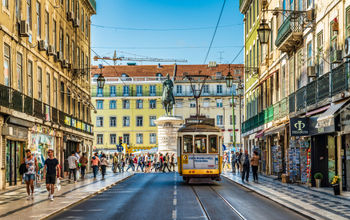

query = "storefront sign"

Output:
[[65, 116, 71, 126], [290, 117, 309, 136]]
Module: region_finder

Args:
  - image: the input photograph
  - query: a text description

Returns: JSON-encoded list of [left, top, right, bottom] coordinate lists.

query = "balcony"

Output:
[[24, 95, 33, 115], [0, 85, 10, 108], [289, 93, 296, 113], [11, 90, 23, 112], [88, 0, 96, 13], [317, 72, 330, 101], [331, 64, 348, 95], [306, 81, 317, 105], [296, 87, 306, 111], [34, 99, 44, 119], [239, 0, 252, 13], [275, 14, 303, 53]]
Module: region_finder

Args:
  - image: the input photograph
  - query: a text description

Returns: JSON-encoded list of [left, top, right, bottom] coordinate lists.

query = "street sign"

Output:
[[116, 144, 124, 152]]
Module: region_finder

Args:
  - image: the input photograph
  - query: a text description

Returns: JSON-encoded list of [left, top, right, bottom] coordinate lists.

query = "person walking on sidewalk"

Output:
[[79, 153, 88, 179], [24, 149, 38, 200], [241, 150, 250, 183], [231, 151, 236, 173], [100, 154, 108, 180], [68, 151, 78, 183], [91, 153, 100, 179], [235, 152, 241, 174], [43, 149, 60, 201], [251, 151, 260, 183], [112, 153, 118, 173]]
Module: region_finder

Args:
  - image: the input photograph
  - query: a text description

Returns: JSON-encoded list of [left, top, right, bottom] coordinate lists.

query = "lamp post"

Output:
[[225, 67, 235, 150], [97, 64, 105, 89]]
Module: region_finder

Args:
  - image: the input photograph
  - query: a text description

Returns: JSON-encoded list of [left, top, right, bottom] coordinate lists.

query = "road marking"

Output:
[[173, 198, 177, 206], [174, 191, 177, 195], [172, 210, 177, 219]]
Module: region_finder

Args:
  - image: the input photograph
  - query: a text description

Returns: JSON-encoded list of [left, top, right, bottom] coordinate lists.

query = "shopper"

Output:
[[68, 151, 78, 183], [231, 151, 236, 173], [43, 149, 60, 201], [91, 153, 100, 179], [251, 151, 260, 183], [79, 153, 88, 179], [241, 150, 250, 183], [100, 154, 108, 180], [24, 149, 38, 200]]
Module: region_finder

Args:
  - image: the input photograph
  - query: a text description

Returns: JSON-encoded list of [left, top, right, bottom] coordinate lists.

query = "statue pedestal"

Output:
[[155, 116, 183, 155]]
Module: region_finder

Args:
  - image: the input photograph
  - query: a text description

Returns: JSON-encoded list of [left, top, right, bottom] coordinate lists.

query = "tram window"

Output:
[[209, 135, 218, 153], [183, 135, 193, 153], [195, 135, 207, 153]]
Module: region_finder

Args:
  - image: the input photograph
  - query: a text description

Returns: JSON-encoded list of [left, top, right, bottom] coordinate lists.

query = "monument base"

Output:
[[155, 116, 183, 155]]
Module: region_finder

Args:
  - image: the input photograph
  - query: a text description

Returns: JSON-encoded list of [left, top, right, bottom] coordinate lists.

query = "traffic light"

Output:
[[119, 136, 123, 145]]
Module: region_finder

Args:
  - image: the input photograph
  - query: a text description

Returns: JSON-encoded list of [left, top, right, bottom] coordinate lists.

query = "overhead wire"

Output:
[[230, 46, 244, 64], [91, 45, 242, 50], [203, 0, 227, 64]]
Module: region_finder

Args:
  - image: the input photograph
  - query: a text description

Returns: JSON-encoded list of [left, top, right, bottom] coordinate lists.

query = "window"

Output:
[[307, 42, 312, 67], [190, 99, 196, 108], [66, 0, 69, 12], [230, 115, 233, 125], [136, 85, 143, 96], [97, 87, 103, 97], [123, 134, 130, 145], [149, 99, 156, 109], [59, 27, 63, 55], [209, 135, 218, 153], [110, 134, 116, 145], [53, 19, 57, 50], [122, 100, 130, 109], [317, 31, 324, 76], [53, 77, 57, 108], [60, 82, 64, 111], [216, 72, 222, 79], [216, 115, 223, 126], [109, 100, 116, 109], [216, 85, 223, 94], [123, 86, 129, 96], [195, 135, 207, 153], [97, 134, 103, 145], [27, 0, 32, 30], [81, 9, 84, 32], [46, 73, 50, 104], [123, 116, 130, 127], [37, 67, 42, 100], [110, 116, 116, 127], [203, 98, 210, 107], [3, 43, 11, 87], [16, 53, 23, 92], [347, 7, 350, 37], [183, 135, 193, 153], [149, 116, 156, 126], [136, 133, 143, 144], [66, 35, 69, 60], [307, 0, 312, 8], [150, 133, 156, 144], [96, 116, 103, 127], [136, 116, 143, 127], [96, 100, 103, 109], [203, 85, 209, 94], [176, 99, 183, 108], [136, 100, 143, 109], [16, 0, 21, 20], [176, 85, 182, 95], [36, 1, 41, 38], [3, 0, 8, 9], [45, 11, 49, 44], [149, 85, 156, 96], [110, 86, 116, 96], [216, 99, 223, 107]]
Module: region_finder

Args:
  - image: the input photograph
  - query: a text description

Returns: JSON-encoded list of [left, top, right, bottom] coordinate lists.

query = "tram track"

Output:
[[191, 185, 246, 220]]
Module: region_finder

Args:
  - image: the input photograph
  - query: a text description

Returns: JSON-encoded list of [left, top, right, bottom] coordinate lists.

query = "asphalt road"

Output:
[[50, 173, 307, 220]]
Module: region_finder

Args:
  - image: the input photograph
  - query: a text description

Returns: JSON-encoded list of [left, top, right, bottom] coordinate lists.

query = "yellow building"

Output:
[[91, 65, 166, 150], [0, 0, 96, 189]]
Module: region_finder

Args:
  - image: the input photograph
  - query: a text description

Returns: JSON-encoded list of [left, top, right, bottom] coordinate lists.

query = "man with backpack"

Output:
[[91, 153, 100, 179]]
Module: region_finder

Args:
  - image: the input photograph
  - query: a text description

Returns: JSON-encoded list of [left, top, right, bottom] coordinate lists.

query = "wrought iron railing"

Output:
[[11, 89, 23, 112], [0, 84, 10, 108], [317, 72, 330, 100], [289, 93, 295, 113], [52, 107, 58, 123], [296, 87, 306, 111], [275, 14, 303, 47], [33, 99, 43, 119], [331, 64, 348, 95], [306, 80, 317, 105], [24, 95, 33, 115]]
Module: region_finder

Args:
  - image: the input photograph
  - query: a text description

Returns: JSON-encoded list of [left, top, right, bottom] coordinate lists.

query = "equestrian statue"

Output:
[[161, 74, 175, 116]]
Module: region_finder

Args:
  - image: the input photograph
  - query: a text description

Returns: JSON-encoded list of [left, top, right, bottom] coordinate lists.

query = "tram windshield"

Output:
[[209, 135, 218, 153], [183, 135, 193, 153], [195, 135, 207, 153]]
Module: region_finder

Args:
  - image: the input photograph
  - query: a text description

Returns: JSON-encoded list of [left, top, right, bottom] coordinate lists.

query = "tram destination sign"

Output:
[[185, 117, 215, 126], [290, 117, 309, 136]]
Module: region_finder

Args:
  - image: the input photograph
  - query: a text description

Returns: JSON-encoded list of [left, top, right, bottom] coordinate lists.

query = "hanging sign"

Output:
[[290, 117, 309, 136]]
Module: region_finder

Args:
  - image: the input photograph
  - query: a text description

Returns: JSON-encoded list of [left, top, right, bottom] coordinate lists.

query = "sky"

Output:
[[91, 0, 244, 66]]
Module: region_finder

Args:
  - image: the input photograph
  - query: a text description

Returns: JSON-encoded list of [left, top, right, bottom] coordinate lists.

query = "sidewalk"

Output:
[[223, 172, 350, 220], [0, 171, 133, 220]]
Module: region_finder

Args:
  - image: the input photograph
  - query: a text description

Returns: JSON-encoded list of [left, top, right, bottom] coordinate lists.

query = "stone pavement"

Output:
[[223, 172, 350, 220], [0, 171, 133, 220]]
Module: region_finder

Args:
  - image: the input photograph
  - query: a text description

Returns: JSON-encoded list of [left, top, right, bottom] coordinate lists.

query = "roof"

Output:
[[90, 64, 244, 79], [178, 124, 222, 133]]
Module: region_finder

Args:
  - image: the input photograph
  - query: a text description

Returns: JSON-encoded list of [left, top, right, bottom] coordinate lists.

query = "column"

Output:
[[337, 135, 342, 193]]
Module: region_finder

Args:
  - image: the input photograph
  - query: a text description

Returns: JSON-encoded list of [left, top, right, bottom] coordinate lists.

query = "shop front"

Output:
[[340, 107, 350, 191]]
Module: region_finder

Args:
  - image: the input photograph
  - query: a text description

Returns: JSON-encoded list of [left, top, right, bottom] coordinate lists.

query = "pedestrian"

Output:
[[251, 151, 260, 183], [169, 153, 176, 172], [241, 150, 250, 183], [79, 153, 88, 179], [24, 149, 38, 200], [91, 153, 100, 179], [231, 151, 236, 173], [144, 153, 149, 173], [43, 149, 60, 201], [119, 153, 124, 172], [68, 151, 78, 183], [113, 153, 118, 173], [126, 155, 135, 172], [100, 154, 108, 179], [235, 152, 240, 174], [223, 152, 228, 171], [136, 154, 144, 172], [152, 154, 158, 172], [163, 153, 171, 172]]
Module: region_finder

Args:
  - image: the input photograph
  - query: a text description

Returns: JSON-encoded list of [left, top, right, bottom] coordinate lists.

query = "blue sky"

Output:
[[91, 0, 244, 65]]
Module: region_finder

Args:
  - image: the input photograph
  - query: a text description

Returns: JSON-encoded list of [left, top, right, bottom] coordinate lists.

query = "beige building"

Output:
[[0, 0, 95, 189]]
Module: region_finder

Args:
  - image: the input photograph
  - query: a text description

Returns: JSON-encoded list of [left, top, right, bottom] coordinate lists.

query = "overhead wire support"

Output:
[[203, 0, 227, 64]]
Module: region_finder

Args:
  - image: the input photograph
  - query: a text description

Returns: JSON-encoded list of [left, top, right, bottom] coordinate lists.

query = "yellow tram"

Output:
[[177, 116, 223, 182]]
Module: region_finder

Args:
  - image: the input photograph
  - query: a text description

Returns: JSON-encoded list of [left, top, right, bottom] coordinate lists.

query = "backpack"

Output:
[[19, 163, 27, 175]]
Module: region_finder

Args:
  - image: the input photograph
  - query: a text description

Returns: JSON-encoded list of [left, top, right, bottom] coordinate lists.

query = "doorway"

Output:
[[6, 140, 25, 186]]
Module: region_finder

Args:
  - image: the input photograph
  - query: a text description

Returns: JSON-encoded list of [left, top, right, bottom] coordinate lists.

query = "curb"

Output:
[[222, 175, 315, 220], [40, 173, 134, 220]]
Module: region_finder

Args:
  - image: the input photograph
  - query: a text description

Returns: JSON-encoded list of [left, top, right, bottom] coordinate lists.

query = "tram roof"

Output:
[[178, 124, 221, 133]]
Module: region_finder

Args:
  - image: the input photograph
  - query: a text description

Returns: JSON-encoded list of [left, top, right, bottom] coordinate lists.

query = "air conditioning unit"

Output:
[[307, 66, 316, 78], [19, 20, 29, 37], [62, 60, 69, 68], [73, 18, 80, 28], [56, 51, 64, 62], [331, 50, 343, 63], [306, 9, 315, 22], [66, 11, 74, 21], [47, 45, 56, 56], [38, 40, 47, 51], [344, 37, 350, 58]]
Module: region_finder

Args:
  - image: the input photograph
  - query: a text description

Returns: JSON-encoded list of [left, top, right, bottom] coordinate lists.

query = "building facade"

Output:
[[0, 0, 95, 189], [241, 0, 350, 192]]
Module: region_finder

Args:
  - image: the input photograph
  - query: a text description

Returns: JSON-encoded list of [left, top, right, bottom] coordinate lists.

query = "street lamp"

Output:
[[97, 64, 105, 89], [257, 19, 271, 45], [225, 71, 233, 88], [225, 67, 237, 151]]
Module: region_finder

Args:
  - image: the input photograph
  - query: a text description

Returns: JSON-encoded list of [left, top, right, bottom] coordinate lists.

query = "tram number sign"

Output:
[[182, 155, 188, 164]]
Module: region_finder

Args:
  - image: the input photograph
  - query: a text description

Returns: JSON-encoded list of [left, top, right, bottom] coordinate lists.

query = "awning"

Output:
[[255, 129, 267, 138], [264, 123, 287, 136], [305, 105, 330, 116], [316, 99, 349, 128]]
